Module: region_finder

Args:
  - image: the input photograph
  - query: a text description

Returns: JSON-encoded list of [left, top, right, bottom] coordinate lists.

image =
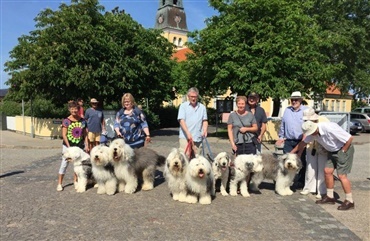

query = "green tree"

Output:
[[186, 0, 333, 99], [310, 0, 370, 99], [4, 0, 176, 109]]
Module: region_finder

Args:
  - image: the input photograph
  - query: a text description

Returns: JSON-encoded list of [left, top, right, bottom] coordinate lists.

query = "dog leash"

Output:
[[202, 137, 214, 162], [185, 140, 195, 160]]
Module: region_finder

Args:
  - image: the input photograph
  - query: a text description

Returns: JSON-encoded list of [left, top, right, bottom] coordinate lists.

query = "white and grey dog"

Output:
[[229, 154, 263, 197], [212, 152, 231, 196], [108, 138, 165, 194], [90, 145, 117, 195], [62, 146, 93, 193], [250, 153, 302, 196], [185, 155, 214, 204], [163, 148, 189, 202]]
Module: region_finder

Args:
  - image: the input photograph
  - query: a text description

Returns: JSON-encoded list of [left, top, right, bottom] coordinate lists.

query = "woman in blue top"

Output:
[[114, 93, 151, 148]]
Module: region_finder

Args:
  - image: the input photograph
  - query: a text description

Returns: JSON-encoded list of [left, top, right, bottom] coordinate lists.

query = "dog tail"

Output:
[[156, 155, 166, 166]]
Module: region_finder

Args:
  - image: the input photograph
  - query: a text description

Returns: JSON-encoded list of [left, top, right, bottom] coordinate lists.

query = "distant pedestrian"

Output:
[[178, 87, 208, 156], [300, 121, 355, 211], [246, 92, 267, 154], [77, 98, 84, 118], [57, 100, 88, 191], [85, 98, 106, 151]]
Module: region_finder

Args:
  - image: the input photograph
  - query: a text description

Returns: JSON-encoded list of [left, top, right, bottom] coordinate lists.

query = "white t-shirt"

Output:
[[304, 122, 351, 152]]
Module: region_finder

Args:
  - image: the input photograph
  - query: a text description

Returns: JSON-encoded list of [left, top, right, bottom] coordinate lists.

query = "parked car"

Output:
[[350, 120, 363, 135], [350, 112, 370, 132], [352, 107, 370, 114]]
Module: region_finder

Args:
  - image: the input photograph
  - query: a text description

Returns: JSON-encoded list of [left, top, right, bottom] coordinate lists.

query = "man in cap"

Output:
[[84, 98, 106, 151], [246, 92, 267, 154], [299, 120, 355, 210], [276, 91, 307, 188]]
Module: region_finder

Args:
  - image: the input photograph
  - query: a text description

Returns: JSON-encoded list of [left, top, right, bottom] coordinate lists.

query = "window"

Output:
[[331, 100, 335, 111], [173, 37, 177, 45], [178, 38, 182, 47], [325, 100, 329, 111], [342, 100, 346, 112], [335, 100, 340, 112]]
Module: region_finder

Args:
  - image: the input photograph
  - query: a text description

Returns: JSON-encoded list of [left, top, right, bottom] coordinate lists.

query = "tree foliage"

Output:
[[4, 0, 176, 109], [185, 0, 370, 100]]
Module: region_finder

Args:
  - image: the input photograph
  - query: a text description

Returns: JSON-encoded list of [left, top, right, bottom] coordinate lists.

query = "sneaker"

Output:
[[300, 190, 310, 195], [315, 194, 322, 199], [57, 184, 63, 192]]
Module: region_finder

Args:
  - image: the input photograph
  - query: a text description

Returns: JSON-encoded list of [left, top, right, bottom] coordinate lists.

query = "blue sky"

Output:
[[0, 0, 217, 89]]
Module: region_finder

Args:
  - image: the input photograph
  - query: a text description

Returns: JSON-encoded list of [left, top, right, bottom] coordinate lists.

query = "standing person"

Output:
[[300, 121, 355, 210], [114, 93, 151, 148], [246, 92, 268, 154], [292, 107, 329, 199], [77, 98, 84, 118], [178, 87, 208, 155], [275, 91, 307, 188], [84, 98, 106, 151], [228, 96, 258, 155], [57, 101, 88, 191]]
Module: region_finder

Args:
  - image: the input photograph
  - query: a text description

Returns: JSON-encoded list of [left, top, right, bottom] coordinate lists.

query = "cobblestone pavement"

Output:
[[1, 129, 369, 241]]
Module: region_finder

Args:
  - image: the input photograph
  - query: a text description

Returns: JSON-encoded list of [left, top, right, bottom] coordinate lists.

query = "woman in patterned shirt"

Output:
[[57, 101, 88, 191]]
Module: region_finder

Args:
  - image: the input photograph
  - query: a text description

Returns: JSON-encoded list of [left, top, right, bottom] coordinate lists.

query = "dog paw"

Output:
[[241, 192, 250, 197], [124, 186, 136, 194], [76, 188, 86, 193], [172, 194, 179, 201], [229, 191, 238, 196], [141, 183, 154, 191], [221, 191, 229, 196], [199, 197, 212, 205]]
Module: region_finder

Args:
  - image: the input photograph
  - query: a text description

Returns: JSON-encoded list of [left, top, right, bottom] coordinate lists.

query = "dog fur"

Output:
[[90, 145, 117, 195], [250, 153, 302, 196], [62, 146, 93, 193], [185, 155, 214, 204], [163, 148, 189, 202], [212, 152, 231, 196], [229, 154, 263, 197], [108, 138, 165, 194]]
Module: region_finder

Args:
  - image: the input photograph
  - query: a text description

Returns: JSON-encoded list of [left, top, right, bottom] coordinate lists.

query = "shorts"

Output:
[[88, 132, 101, 142], [327, 145, 354, 175], [179, 138, 202, 155], [236, 142, 256, 155]]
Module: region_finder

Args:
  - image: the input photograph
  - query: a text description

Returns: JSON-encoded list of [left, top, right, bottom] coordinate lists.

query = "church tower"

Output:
[[154, 0, 188, 48]]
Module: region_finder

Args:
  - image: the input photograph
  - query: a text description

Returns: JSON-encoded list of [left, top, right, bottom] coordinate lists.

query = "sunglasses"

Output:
[[291, 99, 301, 102]]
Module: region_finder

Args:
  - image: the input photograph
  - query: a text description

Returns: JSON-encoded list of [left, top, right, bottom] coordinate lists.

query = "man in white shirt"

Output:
[[300, 121, 355, 211]]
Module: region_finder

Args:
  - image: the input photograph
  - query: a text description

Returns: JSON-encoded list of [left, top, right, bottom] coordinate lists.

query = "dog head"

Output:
[[108, 138, 134, 163], [187, 155, 212, 179], [62, 146, 90, 165], [90, 145, 110, 166], [213, 152, 230, 172], [166, 148, 188, 175], [279, 153, 302, 172]]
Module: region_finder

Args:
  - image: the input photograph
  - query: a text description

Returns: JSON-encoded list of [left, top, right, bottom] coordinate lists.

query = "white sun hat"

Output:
[[302, 121, 318, 136], [303, 107, 319, 121]]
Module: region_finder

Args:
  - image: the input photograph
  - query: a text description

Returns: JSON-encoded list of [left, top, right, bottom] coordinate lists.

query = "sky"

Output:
[[0, 0, 217, 89]]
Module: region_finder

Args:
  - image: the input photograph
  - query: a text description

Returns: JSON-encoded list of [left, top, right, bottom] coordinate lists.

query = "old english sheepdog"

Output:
[[163, 148, 189, 202], [229, 154, 263, 197], [90, 145, 117, 195], [62, 146, 93, 193], [212, 152, 231, 196], [108, 138, 165, 194], [184, 155, 214, 204], [250, 153, 302, 196]]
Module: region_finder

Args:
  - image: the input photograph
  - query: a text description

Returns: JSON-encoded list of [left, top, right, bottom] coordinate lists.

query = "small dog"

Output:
[[185, 155, 214, 204], [108, 138, 165, 194], [62, 146, 93, 193], [212, 152, 231, 196], [229, 154, 263, 197], [250, 153, 302, 196], [90, 145, 117, 195], [163, 148, 189, 202]]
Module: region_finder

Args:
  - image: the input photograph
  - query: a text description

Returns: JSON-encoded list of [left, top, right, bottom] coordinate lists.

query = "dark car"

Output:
[[350, 120, 363, 135]]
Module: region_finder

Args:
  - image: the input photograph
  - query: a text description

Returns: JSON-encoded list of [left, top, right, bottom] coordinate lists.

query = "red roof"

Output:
[[326, 84, 352, 96], [172, 48, 192, 62]]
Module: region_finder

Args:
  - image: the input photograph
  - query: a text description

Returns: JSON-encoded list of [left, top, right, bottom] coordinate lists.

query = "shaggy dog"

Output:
[[184, 155, 214, 204], [108, 138, 165, 194], [62, 146, 93, 193], [90, 145, 117, 195], [163, 148, 189, 202], [250, 153, 302, 196], [212, 152, 231, 196], [229, 154, 263, 197]]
